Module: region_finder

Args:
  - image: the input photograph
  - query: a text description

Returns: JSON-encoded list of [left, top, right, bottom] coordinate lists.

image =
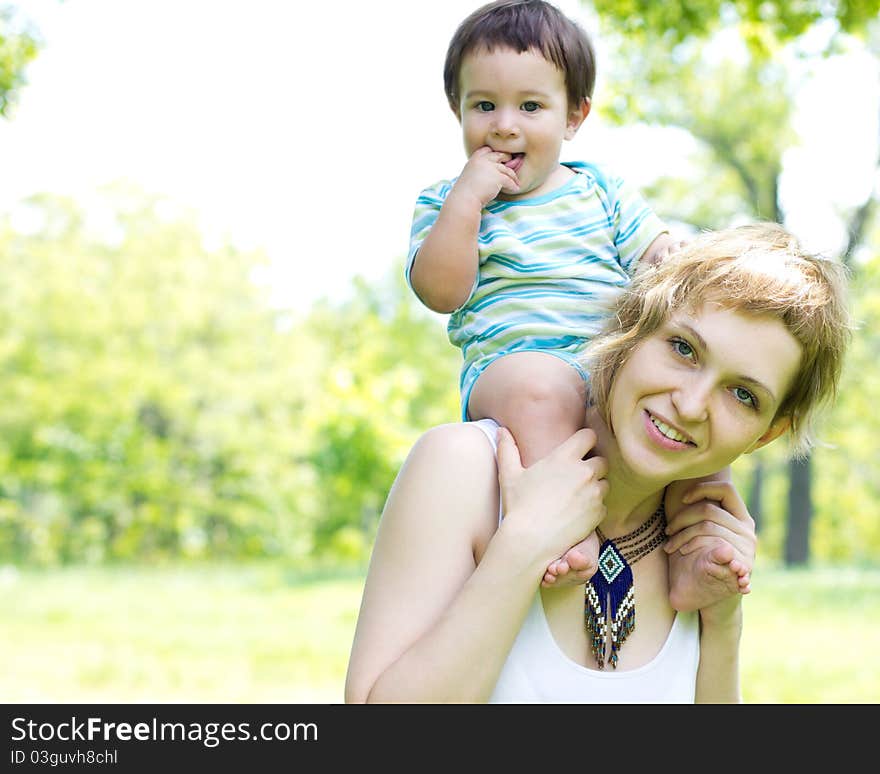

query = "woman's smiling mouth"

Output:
[[644, 410, 696, 449]]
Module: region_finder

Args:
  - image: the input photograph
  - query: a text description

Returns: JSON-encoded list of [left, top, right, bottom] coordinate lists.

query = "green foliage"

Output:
[[814, 246, 880, 560], [591, 0, 879, 226], [0, 188, 460, 565], [598, 30, 795, 222], [0, 190, 304, 563], [592, 0, 880, 50], [0, 5, 40, 117], [303, 272, 460, 558]]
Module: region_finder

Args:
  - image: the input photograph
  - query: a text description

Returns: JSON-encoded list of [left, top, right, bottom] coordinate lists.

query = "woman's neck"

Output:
[[586, 407, 668, 536]]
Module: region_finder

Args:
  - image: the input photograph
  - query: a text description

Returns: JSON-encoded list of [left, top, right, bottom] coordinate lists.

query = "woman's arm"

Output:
[[663, 481, 755, 703], [344, 424, 606, 703], [695, 598, 743, 703]]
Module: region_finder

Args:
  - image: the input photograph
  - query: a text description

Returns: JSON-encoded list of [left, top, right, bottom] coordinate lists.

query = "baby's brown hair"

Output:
[[444, 0, 596, 112]]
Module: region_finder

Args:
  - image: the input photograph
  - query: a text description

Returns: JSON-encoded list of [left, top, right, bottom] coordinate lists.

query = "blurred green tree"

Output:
[[0, 189, 320, 563], [0, 4, 40, 118], [0, 187, 462, 565], [303, 270, 459, 559]]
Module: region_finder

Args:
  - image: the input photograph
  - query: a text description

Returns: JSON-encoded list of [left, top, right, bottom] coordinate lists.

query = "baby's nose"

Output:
[[491, 109, 520, 137]]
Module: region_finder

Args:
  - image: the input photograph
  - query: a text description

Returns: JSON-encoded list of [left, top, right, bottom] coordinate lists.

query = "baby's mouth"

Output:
[[504, 153, 525, 172]]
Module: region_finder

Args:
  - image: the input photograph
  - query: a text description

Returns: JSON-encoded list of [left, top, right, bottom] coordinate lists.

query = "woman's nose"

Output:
[[671, 377, 710, 423]]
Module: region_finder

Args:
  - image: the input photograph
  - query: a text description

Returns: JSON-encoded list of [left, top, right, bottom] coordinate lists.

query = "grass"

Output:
[[0, 562, 365, 703], [740, 565, 880, 703], [1, 562, 877, 703]]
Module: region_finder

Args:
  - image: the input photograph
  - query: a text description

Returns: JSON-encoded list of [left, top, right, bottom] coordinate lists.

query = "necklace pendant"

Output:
[[584, 503, 667, 669], [585, 539, 635, 669]]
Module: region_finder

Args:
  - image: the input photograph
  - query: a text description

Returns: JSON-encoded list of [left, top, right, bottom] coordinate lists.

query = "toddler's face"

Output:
[[455, 46, 586, 200]]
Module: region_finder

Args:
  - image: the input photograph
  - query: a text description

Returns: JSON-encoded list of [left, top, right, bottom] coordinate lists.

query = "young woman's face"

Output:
[[608, 302, 802, 482]]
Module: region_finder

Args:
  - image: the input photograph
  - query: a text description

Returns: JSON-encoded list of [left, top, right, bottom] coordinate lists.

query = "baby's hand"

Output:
[[541, 531, 600, 588], [643, 233, 686, 267], [452, 145, 520, 206]]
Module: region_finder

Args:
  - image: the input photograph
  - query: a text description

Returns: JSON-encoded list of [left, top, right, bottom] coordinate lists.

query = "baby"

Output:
[[406, 0, 748, 606]]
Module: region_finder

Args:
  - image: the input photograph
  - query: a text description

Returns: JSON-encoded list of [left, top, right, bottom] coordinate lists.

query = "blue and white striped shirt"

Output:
[[407, 161, 666, 406]]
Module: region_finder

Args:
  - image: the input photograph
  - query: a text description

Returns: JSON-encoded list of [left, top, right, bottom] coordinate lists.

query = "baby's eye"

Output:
[[669, 337, 694, 359], [732, 386, 758, 409], [521, 101, 541, 112], [475, 101, 495, 112]]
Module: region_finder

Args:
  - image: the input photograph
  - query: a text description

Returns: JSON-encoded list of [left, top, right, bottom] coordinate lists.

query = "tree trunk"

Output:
[[747, 458, 764, 531], [784, 454, 812, 565]]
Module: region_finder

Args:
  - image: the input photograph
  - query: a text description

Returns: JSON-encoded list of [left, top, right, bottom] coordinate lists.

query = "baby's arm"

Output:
[[410, 147, 520, 312]]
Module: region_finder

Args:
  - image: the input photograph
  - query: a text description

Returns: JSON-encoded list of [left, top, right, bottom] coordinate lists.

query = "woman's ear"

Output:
[[746, 417, 791, 454], [564, 98, 591, 140]]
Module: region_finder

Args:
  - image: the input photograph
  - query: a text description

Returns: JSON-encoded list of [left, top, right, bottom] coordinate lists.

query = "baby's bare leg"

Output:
[[467, 352, 586, 467], [468, 353, 598, 585]]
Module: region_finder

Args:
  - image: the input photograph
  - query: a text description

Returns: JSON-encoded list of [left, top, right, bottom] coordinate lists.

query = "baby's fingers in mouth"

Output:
[[504, 153, 525, 172]]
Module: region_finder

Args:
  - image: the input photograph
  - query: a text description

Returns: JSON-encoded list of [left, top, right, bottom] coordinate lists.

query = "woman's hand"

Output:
[[496, 426, 608, 567]]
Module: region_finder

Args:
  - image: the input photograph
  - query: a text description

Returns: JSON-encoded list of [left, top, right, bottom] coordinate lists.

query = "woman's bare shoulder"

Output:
[[400, 423, 499, 499], [410, 421, 496, 455], [393, 422, 500, 547]]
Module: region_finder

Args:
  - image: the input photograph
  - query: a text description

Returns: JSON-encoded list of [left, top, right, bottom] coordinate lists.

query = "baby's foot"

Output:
[[542, 531, 600, 588], [667, 540, 751, 612]]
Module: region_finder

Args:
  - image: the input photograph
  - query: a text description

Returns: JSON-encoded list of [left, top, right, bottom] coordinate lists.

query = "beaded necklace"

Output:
[[584, 502, 667, 669]]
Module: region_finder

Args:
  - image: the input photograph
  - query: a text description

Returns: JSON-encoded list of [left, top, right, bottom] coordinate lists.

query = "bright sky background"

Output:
[[1, 0, 876, 311]]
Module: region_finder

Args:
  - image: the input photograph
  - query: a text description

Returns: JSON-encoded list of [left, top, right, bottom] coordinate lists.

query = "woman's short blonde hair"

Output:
[[583, 223, 851, 458]]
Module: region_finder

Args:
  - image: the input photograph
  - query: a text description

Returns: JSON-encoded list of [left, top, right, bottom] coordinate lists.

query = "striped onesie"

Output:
[[407, 161, 667, 420]]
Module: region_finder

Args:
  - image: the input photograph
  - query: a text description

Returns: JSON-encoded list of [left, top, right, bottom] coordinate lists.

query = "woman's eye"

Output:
[[521, 101, 540, 112], [670, 338, 694, 359], [476, 101, 494, 112], [733, 387, 758, 409]]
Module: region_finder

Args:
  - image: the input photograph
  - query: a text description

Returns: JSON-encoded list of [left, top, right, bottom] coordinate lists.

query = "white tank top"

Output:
[[471, 418, 701, 703]]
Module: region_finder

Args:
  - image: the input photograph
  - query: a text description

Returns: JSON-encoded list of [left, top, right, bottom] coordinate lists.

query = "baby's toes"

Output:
[[566, 549, 597, 574], [709, 543, 735, 566], [554, 559, 571, 577], [728, 559, 750, 578]]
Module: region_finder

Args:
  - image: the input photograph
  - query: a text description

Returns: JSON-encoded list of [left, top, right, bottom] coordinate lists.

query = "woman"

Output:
[[345, 223, 849, 703]]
